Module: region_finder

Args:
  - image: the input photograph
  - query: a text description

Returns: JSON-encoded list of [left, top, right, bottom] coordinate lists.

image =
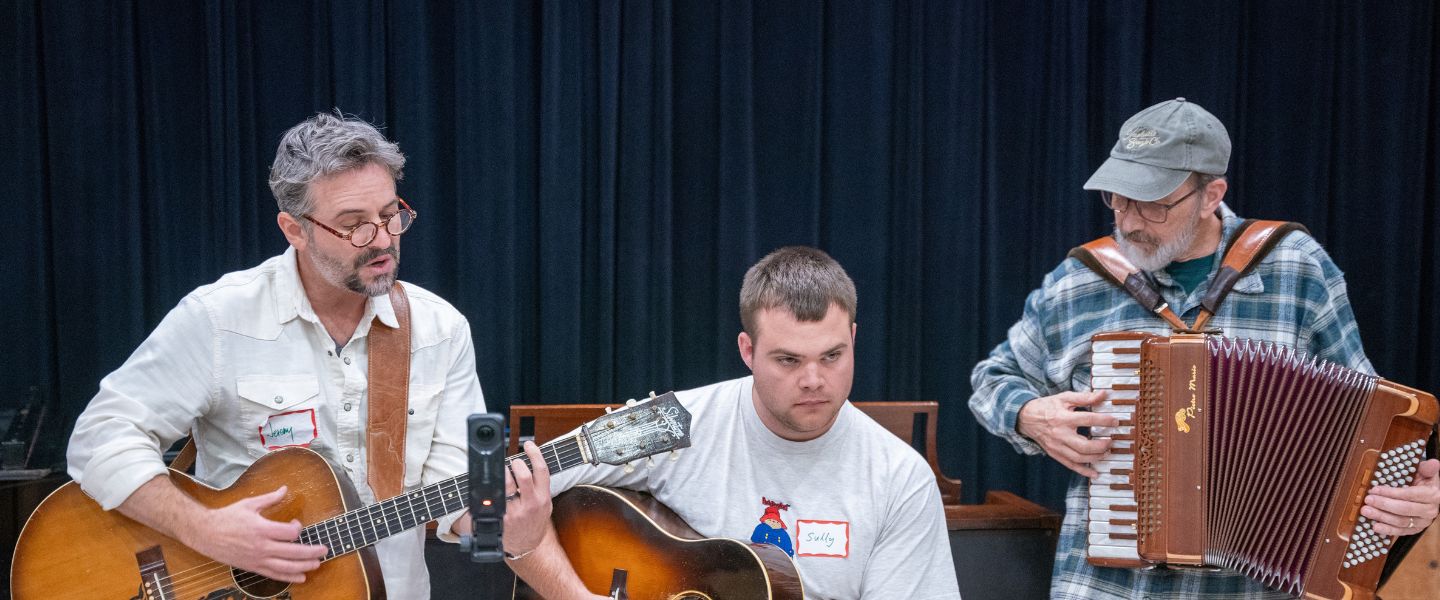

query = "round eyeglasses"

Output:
[[303, 198, 417, 247]]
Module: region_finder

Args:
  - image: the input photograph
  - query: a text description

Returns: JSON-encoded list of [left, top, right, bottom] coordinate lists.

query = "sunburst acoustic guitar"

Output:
[[513, 484, 803, 600]]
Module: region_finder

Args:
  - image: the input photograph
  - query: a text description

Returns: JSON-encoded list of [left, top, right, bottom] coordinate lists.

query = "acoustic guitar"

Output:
[[513, 485, 804, 600], [10, 393, 692, 599]]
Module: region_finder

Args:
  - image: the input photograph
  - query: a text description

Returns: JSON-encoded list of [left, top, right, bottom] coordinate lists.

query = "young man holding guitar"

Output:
[[503, 247, 963, 599], [62, 112, 487, 599]]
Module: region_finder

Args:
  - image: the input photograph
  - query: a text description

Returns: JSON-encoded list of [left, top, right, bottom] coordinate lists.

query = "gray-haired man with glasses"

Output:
[[67, 112, 486, 599], [968, 98, 1440, 598]]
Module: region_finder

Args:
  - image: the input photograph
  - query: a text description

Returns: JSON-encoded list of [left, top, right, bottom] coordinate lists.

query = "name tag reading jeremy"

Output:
[[259, 409, 318, 449], [796, 519, 850, 558]]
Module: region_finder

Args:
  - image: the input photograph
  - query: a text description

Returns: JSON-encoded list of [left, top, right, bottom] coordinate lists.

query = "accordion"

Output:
[[1085, 332, 1438, 599]]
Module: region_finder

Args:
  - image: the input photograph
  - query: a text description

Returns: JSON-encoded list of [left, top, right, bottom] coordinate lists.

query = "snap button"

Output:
[[346, 454, 354, 462], [344, 403, 353, 411], [343, 357, 352, 365], [273, 396, 283, 404], [408, 408, 415, 415]]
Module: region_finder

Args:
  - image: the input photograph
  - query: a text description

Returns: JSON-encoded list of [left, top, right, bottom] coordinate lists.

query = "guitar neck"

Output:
[[301, 433, 589, 559]]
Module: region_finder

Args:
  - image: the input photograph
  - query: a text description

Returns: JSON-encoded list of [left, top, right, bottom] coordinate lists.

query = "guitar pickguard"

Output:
[[200, 589, 292, 600], [130, 585, 290, 600]]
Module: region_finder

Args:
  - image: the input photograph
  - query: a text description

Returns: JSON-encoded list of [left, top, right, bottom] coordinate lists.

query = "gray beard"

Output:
[[1113, 215, 1200, 273], [310, 245, 399, 297]]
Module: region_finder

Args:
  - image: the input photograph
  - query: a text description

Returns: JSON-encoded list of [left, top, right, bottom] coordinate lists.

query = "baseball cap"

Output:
[[1083, 97, 1230, 201]]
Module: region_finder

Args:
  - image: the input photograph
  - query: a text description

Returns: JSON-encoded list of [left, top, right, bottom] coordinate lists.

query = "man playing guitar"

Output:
[[65, 112, 486, 599], [503, 247, 963, 600]]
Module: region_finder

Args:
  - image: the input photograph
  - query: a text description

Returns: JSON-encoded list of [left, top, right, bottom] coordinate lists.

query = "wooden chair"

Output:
[[507, 404, 619, 457], [850, 401, 963, 504]]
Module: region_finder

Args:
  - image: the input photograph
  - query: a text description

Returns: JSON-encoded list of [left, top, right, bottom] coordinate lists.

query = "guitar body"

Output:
[[11, 447, 384, 600], [515, 485, 803, 600]]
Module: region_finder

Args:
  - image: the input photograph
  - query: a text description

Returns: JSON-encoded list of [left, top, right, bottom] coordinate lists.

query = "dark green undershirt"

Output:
[[1166, 253, 1217, 296]]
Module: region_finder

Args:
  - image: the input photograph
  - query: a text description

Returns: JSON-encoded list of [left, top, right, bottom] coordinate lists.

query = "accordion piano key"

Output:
[[1091, 375, 1140, 390], [1091, 425, 1133, 438], [1092, 472, 1134, 486], [1089, 496, 1138, 511], [1089, 544, 1144, 561], [1094, 400, 1137, 414], [1090, 520, 1138, 535]]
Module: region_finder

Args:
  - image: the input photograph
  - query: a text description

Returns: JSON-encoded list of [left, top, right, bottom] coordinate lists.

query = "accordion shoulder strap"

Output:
[[1069, 219, 1307, 332], [1191, 219, 1308, 330], [1067, 238, 1191, 332]]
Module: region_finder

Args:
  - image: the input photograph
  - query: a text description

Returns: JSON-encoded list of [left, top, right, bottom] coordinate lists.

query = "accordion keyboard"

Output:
[[1087, 334, 1145, 564]]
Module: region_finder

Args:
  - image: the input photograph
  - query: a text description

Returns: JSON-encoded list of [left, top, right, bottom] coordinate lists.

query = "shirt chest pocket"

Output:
[[403, 384, 444, 486], [237, 375, 322, 456]]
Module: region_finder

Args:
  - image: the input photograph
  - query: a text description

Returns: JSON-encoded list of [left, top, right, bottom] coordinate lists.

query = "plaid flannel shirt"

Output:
[[969, 211, 1373, 599]]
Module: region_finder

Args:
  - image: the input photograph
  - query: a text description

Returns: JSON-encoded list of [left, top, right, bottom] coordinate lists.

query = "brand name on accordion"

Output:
[[1175, 365, 1199, 433]]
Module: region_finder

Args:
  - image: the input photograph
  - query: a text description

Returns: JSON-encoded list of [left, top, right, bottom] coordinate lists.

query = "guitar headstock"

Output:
[[582, 392, 692, 466]]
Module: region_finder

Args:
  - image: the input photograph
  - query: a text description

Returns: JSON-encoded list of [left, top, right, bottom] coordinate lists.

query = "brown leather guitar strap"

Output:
[[1069, 219, 1304, 333], [168, 437, 197, 472], [367, 282, 411, 500]]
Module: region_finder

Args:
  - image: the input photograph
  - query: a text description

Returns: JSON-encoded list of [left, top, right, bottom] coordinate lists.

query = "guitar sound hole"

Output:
[[231, 567, 290, 598]]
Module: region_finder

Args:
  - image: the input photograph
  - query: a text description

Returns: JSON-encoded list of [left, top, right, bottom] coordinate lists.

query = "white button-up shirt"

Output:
[[68, 247, 486, 600]]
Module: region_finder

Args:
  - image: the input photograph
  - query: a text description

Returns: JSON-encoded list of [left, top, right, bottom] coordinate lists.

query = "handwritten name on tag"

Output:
[[259, 409, 318, 449], [796, 520, 849, 558]]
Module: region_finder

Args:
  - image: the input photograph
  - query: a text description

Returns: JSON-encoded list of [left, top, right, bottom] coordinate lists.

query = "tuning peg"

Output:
[[625, 398, 640, 407], [623, 462, 636, 474], [646, 456, 655, 467], [605, 406, 616, 414], [669, 449, 682, 461], [649, 391, 658, 400]]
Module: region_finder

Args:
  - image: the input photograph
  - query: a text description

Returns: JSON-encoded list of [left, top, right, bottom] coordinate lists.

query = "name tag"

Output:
[[796, 520, 850, 558], [258, 409, 318, 449]]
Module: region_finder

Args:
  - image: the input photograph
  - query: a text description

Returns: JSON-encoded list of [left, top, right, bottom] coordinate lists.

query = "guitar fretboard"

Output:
[[300, 434, 590, 559]]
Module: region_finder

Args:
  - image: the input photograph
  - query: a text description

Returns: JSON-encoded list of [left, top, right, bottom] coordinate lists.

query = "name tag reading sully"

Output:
[[259, 409, 318, 449], [796, 519, 850, 558]]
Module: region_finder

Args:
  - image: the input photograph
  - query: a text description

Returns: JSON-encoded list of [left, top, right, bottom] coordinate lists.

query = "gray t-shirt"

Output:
[[549, 376, 962, 600]]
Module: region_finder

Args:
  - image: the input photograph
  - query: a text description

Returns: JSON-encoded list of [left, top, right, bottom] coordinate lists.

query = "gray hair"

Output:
[[740, 246, 857, 338], [268, 111, 406, 218], [1194, 172, 1222, 190]]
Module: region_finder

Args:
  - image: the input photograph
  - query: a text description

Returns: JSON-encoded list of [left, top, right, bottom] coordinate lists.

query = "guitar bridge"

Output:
[[134, 546, 173, 600], [608, 568, 628, 600]]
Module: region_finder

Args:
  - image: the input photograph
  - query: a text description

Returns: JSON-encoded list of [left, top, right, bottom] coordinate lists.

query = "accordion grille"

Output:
[[1135, 352, 1166, 539]]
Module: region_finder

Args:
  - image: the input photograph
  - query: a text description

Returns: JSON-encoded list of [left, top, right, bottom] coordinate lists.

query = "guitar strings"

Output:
[[151, 438, 592, 596], [155, 475, 475, 597]]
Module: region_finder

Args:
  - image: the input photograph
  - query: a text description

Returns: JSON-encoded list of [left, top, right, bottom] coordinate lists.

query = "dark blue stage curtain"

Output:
[[4, 1, 1438, 508]]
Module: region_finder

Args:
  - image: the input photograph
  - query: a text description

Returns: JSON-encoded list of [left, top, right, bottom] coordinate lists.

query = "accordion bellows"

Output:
[[1086, 332, 1438, 599]]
